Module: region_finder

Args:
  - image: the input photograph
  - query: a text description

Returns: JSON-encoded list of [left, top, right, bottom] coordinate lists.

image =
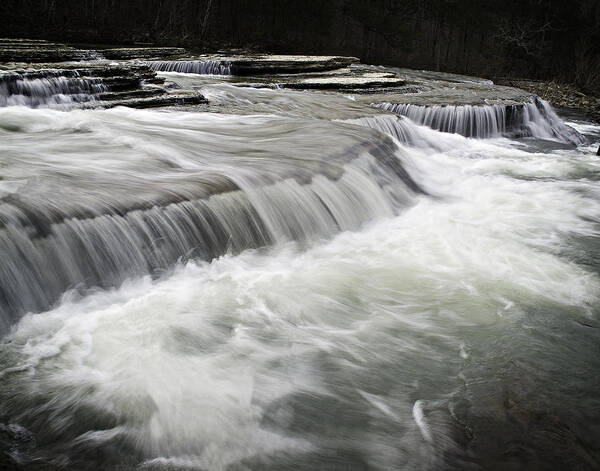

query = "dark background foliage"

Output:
[[1, 0, 599, 92]]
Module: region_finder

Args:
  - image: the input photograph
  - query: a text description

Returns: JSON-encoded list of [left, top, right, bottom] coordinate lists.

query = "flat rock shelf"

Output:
[[0, 62, 207, 108]]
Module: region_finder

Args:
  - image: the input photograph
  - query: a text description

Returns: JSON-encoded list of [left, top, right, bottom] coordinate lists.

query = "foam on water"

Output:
[[147, 60, 232, 75], [376, 97, 587, 145], [0, 106, 421, 332], [0, 73, 107, 107], [1, 114, 599, 469]]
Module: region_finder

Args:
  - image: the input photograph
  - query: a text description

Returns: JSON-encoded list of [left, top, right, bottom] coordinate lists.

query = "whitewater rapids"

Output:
[[0, 84, 599, 471]]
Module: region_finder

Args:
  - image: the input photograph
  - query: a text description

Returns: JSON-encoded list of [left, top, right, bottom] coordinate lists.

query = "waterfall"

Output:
[[0, 72, 107, 107], [340, 115, 427, 147], [340, 114, 478, 153], [375, 97, 586, 145], [0, 158, 417, 333], [147, 60, 232, 75], [375, 102, 507, 138], [520, 98, 587, 145], [0, 108, 421, 334]]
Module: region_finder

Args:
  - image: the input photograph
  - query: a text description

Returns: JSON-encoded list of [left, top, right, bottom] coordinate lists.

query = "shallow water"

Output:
[[0, 79, 599, 471]]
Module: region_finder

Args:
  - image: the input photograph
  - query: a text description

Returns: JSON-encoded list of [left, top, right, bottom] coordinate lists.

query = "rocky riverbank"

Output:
[[496, 79, 600, 123], [0, 37, 591, 148]]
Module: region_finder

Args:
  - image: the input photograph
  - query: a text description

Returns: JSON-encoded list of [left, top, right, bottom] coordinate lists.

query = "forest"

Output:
[[1, 1, 599, 92]]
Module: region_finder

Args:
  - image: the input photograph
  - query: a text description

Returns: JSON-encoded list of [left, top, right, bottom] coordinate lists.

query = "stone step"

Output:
[[146, 55, 360, 76], [284, 73, 406, 90], [96, 92, 208, 109], [0, 39, 92, 63], [97, 88, 165, 101], [99, 47, 187, 60], [0, 62, 205, 109]]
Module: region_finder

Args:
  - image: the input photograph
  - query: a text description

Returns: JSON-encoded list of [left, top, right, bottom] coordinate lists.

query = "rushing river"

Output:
[[0, 75, 599, 470]]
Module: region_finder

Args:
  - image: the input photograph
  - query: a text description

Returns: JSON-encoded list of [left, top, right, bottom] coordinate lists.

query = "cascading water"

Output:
[[339, 114, 443, 149], [0, 107, 420, 334], [376, 97, 586, 145], [0, 72, 107, 107], [376, 101, 508, 138], [0, 69, 599, 471], [147, 60, 232, 75], [520, 97, 588, 145]]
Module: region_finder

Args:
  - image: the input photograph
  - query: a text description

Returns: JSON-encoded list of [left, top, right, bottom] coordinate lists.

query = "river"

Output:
[[0, 69, 599, 470]]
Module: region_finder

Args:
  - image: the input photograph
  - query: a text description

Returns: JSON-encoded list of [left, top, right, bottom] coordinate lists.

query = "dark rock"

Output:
[[146, 54, 360, 76], [97, 88, 164, 101], [0, 62, 206, 110], [99, 47, 187, 60], [284, 72, 406, 90], [229, 55, 359, 75], [0, 39, 93, 63], [98, 92, 208, 108]]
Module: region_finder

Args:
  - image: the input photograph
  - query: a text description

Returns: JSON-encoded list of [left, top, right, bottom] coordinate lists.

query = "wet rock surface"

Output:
[[0, 37, 589, 122], [146, 54, 359, 75], [283, 71, 406, 90], [0, 40, 187, 64], [97, 91, 207, 108], [0, 45, 206, 109], [0, 38, 94, 63], [228, 55, 359, 74], [98, 47, 187, 60], [345, 67, 534, 107]]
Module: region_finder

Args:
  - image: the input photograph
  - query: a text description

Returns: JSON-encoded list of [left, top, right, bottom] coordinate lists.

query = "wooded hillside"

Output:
[[2, 0, 599, 92]]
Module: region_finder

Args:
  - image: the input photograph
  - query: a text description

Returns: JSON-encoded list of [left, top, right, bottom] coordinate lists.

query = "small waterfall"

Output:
[[340, 114, 472, 153], [0, 111, 421, 334], [519, 98, 587, 145], [376, 102, 507, 138], [0, 72, 108, 107], [340, 115, 426, 146], [147, 60, 232, 75], [376, 97, 586, 145]]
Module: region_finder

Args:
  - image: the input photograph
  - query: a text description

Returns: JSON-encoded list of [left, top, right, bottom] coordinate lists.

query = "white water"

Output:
[[0, 107, 421, 332], [377, 98, 587, 145], [0, 68, 599, 470], [0, 74, 107, 107], [1, 99, 599, 469], [147, 60, 232, 75]]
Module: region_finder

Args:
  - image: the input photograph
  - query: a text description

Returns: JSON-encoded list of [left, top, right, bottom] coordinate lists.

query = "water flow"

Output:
[[376, 97, 586, 145], [147, 60, 232, 75], [0, 81, 599, 471], [0, 72, 107, 107], [339, 114, 452, 150], [0, 107, 420, 333]]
